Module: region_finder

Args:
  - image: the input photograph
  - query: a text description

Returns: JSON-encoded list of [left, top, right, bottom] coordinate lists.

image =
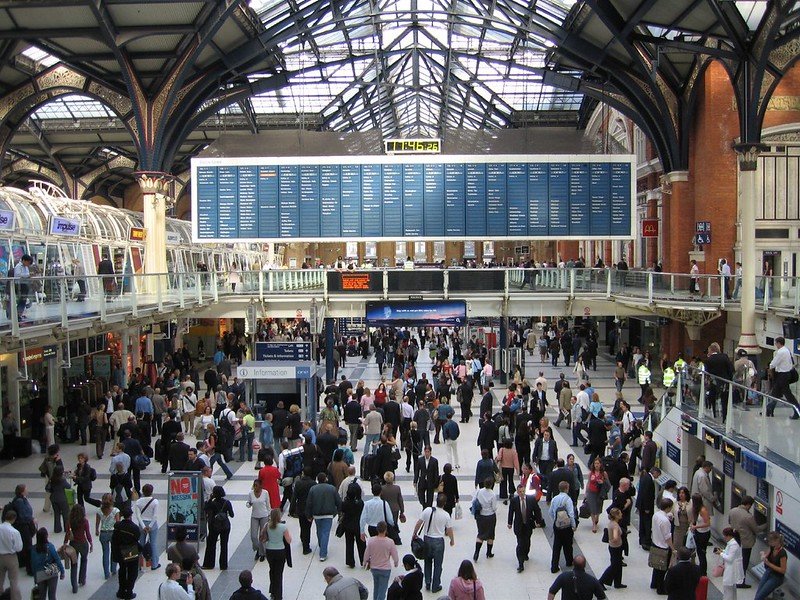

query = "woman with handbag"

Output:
[[133, 484, 160, 570], [599, 507, 625, 589], [363, 521, 399, 600], [585, 457, 609, 534], [31, 527, 64, 600], [94, 493, 119, 579], [247, 479, 270, 562], [110, 506, 141, 600], [472, 477, 498, 562], [715, 527, 744, 600], [690, 492, 712, 575], [495, 440, 520, 503], [91, 405, 108, 460], [72, 453, 100, 508], [202, 486, 234, 570], [64, 504, 92, 593], [340, 479, 366, 568], [260, 508, 291, 600]]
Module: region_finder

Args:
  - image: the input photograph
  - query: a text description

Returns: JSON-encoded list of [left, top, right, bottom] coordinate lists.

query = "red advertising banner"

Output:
[[641, 219, 659, 238]]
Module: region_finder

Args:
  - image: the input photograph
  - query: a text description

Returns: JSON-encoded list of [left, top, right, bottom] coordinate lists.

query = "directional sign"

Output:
[[695, 233, 711, 245]]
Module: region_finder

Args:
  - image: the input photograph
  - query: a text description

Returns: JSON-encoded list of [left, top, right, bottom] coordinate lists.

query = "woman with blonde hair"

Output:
[[261, 508, 291, 600]]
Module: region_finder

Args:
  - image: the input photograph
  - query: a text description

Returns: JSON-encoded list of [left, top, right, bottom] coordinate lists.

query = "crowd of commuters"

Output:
[[0, 323, 792, 600]]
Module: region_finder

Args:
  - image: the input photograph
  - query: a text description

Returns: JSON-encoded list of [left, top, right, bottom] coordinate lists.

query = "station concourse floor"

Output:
[[0, 349, 752, 600]]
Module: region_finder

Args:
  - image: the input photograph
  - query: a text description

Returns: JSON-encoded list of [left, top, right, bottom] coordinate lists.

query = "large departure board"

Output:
[[192, 155, 635, 242]]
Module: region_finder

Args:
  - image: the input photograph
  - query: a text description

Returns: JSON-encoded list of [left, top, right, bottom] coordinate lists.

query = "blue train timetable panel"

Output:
[[191, 154, 635, 241]]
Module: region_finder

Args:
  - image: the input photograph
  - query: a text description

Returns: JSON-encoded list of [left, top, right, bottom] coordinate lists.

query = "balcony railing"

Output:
[[659, 366, 800, 466]]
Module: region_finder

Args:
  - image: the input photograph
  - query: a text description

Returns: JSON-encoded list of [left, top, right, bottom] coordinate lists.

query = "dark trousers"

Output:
[[117, 558, 138, 599], [694, 530, 711, 575], [76, 486, 101, 508], [600, 546, 624, 587], [202, 527, 230, 569], [769, 371, 799, 415], [15, 522, 33, 575], [515, 528, 532, 567], [344, 530, 366, 568], [638, 510, 653, 546], [299, 514, 312, 552], [515, 440, 530, 467], [266, 548, 286, 600], [151, 414, 162, 436], [551, 527, 574, 570], [741, 546, 752, 582], [418, 485, 434, 509], [500, 468, 515, 499]]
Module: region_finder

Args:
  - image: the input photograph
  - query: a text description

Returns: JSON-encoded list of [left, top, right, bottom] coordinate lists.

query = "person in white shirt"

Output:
[[338, 467, 357, 500], [768, 336, 799, 419], [0, 510, 23, 600], [159, 563, 194, 600], [181, 388, 198, 435], [201, 468, 215, 504], [650, 498, 675, 594], [247, 479, 270, 561], [413, 494, 454, 594], [134, 484, 160, 570]]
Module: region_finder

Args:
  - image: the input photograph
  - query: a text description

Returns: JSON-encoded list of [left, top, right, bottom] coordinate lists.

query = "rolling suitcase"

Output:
[[360, 453, 376, 480], [695, 575, 709, 600]]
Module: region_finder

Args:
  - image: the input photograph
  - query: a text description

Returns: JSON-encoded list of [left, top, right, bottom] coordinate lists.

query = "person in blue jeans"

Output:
[[260, 414, 274, 452], [95, 494, 119, 579], [754, 531, 788, 600], [413, 494, 454, 594], [305, 472, 342, 561], [363, 521, 399, 600]]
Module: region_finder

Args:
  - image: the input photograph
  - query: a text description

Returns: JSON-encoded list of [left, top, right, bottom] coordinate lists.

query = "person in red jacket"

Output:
[[258, 455, 281, 509]]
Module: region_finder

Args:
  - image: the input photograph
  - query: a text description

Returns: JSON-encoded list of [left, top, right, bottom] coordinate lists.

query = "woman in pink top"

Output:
[[361, 388, 375, 413], [448, 560, 486, 600], [495, 440, 520, 503], [363, 521, 399, 600]]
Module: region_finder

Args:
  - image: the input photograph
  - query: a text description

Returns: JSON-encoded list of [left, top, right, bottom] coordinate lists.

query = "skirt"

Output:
[[476, 513, 497, 541], [586, 490, 603, 515]]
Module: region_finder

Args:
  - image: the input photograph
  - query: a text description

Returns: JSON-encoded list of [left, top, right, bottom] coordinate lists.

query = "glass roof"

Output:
[[248, 0, 581, 137], [31, 94, 117, 120]]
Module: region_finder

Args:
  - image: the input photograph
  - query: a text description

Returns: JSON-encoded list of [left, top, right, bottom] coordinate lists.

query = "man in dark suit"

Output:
[[479, 384, 494, 420], [338, 375, 353, 413], [546, 459, 573, 503], [508, 483, 537, 572], [636, 466, 659, 550], [531, 382, 547, 422], [167, 432, 190, 471], [414, 446, 439, 508], [664, 546, 703, 600], [587, 413, 609, 466], [383, 398, 402, 438], [184, 448, 205, 471]]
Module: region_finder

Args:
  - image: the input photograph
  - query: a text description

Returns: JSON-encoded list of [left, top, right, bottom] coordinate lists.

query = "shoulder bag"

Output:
[[411, 508, 435, 560], [648, 545, 670, 570]]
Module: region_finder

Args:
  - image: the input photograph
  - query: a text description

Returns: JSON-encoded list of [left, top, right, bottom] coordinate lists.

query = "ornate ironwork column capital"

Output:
[[733, 143, 769, 172]]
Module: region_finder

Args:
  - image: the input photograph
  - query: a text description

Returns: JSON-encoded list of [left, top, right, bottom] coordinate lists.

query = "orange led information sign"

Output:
[[129, 227, 147, 242], [341, 273, 372, 291]]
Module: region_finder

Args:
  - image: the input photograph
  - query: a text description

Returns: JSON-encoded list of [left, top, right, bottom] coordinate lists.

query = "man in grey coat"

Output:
[[322, 567, 367, 600]]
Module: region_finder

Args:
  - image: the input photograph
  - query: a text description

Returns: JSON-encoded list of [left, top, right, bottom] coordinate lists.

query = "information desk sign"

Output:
[[166, 472, 202, 546], [703, 428, 721, 449], [255, 342, 312, 362]]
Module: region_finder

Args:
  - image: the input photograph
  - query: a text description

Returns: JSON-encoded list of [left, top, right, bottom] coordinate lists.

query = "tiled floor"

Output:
[[3, 343, 752, 600]]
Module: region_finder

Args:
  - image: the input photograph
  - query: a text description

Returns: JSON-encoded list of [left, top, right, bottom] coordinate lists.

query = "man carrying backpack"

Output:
[[549, 481, 576, 574]]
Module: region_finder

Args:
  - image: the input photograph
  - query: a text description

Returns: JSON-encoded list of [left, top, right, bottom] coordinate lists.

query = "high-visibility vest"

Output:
[[638, 364, 651, 385], [674, 358, 686, 373], [663, 367, 675, 388]]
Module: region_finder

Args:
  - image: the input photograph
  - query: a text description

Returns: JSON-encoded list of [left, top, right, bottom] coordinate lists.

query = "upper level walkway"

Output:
[[1, 266, 789, 350]]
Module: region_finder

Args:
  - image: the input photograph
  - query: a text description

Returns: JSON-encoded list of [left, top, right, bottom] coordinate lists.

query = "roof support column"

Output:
[[660, 171, 690, 273], [735, 143, 767, 356], [136, 172, 174, 289]]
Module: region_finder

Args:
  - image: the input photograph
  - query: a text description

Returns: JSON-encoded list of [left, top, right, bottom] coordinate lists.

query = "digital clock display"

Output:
[[384, 139, 441, 154]]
